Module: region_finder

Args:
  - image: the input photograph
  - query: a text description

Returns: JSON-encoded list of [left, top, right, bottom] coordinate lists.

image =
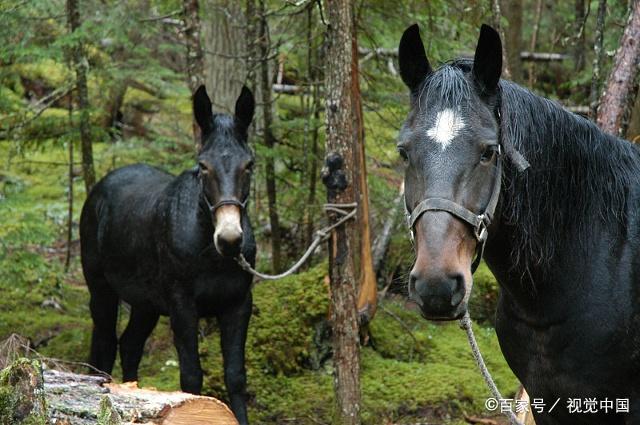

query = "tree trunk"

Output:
[[322, 0, 361, 423], [527, 0, 543, 88], [67, 0, 96, 194], [372, 185, 404, 277], [350, 9, 376, 327], [501, 0, 523, 83], [257, 0, 282, 273], [183, 0, 205, 145], [590, 0, 608, 120], [573, 0, 587, 72], [304, 5, 322, 255], [490, 0, 511, 79], [596, 0, 640, 137], [201, 0, 246, 113]]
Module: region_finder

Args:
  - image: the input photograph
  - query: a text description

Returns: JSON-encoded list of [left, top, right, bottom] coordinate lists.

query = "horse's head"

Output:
[[398, 24, 503, 320], [193, 85, 255, 257]]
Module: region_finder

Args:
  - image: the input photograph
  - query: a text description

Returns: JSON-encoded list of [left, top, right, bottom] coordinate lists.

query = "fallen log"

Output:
[[46, 369, 239, 425], [1, 358, 238, 425]]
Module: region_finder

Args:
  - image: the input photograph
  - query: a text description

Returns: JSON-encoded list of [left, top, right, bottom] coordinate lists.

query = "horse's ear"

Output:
[[235, 85, 255, 134], [398, 24, 432, 96], [472, 24, 502, 95], [193, 85, 213, 134]]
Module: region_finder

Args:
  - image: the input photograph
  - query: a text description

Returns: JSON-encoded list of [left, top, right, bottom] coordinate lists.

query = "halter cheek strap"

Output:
[[407, 146, 503, 273]]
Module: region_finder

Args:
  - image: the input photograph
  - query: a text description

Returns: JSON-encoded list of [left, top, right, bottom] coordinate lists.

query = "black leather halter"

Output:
[[203, 196, 249, 214], [407, 145, 503, 273]]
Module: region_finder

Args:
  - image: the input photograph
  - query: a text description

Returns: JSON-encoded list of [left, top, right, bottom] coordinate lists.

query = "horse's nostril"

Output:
[[449, 274, 465, 307]]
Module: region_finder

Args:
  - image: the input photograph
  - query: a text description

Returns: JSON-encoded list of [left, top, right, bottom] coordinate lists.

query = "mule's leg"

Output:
[[218, 292, 252, 425], [119, 306, 159, 382], [88, 281, 119, 375], [169, 292, 202, 394]]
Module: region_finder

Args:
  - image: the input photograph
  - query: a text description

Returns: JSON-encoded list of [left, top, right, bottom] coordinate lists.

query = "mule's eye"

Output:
[[480, 145, 498, 164], [198, 162, 209, 175], [397, 146, 409, 164]]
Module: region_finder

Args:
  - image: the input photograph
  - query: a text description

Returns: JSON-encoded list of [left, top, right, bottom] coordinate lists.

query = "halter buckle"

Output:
[[474, 214, 488, 242]]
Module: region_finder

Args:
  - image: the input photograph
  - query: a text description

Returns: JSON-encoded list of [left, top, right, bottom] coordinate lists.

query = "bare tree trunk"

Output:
[[183, 0, 205, 145], [372, 185, 404, 276], [627, 89, 640, 141], [201, 0, 246, 113], [350, 8, 376, 326], [573, 0, 587, 72], [258, 0, 282, 272], [490, 0, 512, 79], [67, 0, 95, 194], [597, 0, 640, 136], [527, 0, 543, 88], [322, 0, 360, 423], [304, 5, 321, 254], [501, 0, 523, 82], [65, 96, 74, 272], [590, 0, 607, 120]]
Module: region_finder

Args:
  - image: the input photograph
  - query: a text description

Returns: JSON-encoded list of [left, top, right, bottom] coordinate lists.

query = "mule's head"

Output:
[[193, 85, 255, 257], [398, 24, 503, 320]]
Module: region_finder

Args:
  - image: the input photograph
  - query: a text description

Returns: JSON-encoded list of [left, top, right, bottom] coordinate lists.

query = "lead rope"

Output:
[[459, 312, 524, 425], [235, 202, 357, 280]]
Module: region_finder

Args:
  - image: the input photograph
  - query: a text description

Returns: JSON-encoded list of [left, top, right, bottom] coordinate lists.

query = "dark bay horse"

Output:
[[397, 24, 640, 424], [80, 85, 256, 424]]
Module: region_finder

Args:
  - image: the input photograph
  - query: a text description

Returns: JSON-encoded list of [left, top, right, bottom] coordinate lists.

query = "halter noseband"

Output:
[[407, 145, 503, 273], [203, 196, 249, 214]]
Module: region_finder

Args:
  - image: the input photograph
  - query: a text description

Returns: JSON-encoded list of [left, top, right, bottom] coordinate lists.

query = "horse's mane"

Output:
[[423, 60, 640, 276]]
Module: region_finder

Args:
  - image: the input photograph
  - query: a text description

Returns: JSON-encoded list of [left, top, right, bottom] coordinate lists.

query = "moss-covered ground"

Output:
[[0, 139, 519, 424]]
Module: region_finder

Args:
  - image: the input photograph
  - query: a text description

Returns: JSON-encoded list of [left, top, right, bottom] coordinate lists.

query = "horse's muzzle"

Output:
[[409, 270, 467, 320]]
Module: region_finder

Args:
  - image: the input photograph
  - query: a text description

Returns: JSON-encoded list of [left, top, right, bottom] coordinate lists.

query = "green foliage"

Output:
[[0, 359, 48, 425]]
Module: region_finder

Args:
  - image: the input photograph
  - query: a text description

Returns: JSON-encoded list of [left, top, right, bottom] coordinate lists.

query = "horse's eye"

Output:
[[245, 161, 254, 173], [397, 146, 409, 164], [480, 145, 498, 164]]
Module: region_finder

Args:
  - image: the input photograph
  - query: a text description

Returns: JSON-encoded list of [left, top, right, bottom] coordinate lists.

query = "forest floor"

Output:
[[0, 140, 519, 424]]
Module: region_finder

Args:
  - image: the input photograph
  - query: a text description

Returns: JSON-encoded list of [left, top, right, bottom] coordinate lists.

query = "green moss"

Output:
[[468, 263, 500, 325], [97, 396, 122, 425], [0, 359, 48, 425]]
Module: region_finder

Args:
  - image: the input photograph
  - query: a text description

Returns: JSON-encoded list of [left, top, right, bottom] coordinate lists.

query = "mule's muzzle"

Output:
[[214, 205, 243, 257], [409, 270, 467, 320]]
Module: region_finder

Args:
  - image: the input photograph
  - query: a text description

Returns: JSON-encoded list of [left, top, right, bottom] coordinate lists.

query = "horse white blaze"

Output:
[[426, 108, 465, 150], [214, 205, 243, 248]]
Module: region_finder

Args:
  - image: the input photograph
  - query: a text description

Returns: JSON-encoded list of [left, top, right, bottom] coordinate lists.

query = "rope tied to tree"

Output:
[[234, 202, 357, 280]]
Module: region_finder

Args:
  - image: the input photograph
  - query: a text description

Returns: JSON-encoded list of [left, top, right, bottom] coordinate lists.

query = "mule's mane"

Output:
[[423, 60, 640, 276]]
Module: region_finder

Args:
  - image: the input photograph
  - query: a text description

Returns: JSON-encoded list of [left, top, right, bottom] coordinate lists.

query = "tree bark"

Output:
[[590, 0, 608, 120], [41, 368, 237, 424], [201, 0, 246, 113], [304, 5, 322, 255], [67, 0, 96, 194], [596, 0, 640, 136], [257, 0, 282, 273], [322, 0, 361, 423], [501, 0, 523, 83], [490, 0, 511, 79], [573, 0, 587, 72], [350, 8, 376, 326], [527, 0, 543, 88], [183, 0, 205, 145]]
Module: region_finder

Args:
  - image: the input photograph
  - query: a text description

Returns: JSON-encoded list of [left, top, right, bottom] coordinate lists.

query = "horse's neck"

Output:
[[483, 224, 584, 325]]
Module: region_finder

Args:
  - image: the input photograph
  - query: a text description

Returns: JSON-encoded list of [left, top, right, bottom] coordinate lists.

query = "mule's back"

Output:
[[80, 164, 173, 286]]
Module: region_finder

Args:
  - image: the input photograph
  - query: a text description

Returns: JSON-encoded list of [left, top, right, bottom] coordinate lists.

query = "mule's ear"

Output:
[[235, 85, 254, 134], [398, 24, 432, 95], [472, 24, 502, 95], [193, 85, 213, 134]]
